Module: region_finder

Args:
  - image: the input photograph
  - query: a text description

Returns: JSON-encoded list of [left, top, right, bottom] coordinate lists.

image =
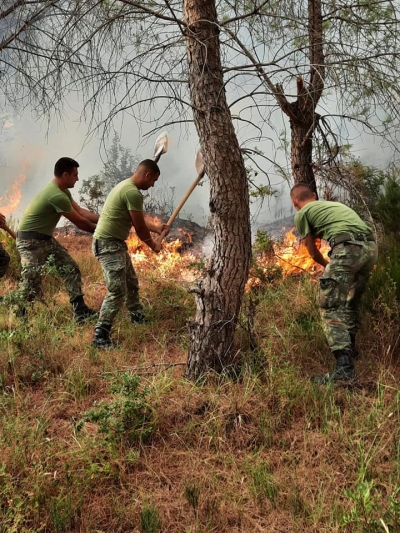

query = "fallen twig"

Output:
[[99, 362, 186, 376]]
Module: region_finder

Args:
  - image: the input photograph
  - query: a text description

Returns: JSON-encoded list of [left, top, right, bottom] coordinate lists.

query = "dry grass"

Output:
[[1, 235, 400, 532]]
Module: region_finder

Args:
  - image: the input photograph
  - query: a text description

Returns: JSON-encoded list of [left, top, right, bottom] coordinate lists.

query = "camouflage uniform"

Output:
[[0, 242, 10, 279], [93, 238, 143, 328], [16, 236, 83, 303], [320, 240, 378, 352]]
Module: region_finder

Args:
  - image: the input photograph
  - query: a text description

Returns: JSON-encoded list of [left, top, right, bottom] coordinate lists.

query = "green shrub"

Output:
[[78, 372, 155, 445]]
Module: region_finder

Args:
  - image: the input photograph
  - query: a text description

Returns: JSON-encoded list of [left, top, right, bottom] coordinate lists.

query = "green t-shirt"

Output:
[[94, 178, 143, 241], [19, 181, 73, 235], [294, 200, 370, 241]]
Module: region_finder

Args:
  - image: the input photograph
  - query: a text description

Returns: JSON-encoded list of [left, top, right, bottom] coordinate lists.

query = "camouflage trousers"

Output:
[[0, 242, 10, 279], [93, 238, 142, 328], [15, 237, 83, 303], [320, 240, 378, 353]]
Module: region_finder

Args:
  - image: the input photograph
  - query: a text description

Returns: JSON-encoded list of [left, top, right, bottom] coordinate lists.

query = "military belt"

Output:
[[329, 232, 375, 248], [17, 230, 52, 241]]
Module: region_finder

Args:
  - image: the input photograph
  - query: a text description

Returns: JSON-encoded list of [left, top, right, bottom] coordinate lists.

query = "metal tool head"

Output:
[[195, 149, 204, 175], [153, 131, 169, 162]]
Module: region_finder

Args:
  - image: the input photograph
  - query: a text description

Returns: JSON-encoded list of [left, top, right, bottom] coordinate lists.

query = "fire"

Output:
[[248, 228, 330, 289], [127, 218, 201, 282], [127, 220, 329, 287], [0, 170, 27, 216], [274, 229, 329, 276]]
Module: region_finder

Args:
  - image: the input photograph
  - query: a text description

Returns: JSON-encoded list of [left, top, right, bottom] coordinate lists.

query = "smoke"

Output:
[[1, 93, 398, 229], [0, 104, 215, 225], [201, 234, 214, 256]]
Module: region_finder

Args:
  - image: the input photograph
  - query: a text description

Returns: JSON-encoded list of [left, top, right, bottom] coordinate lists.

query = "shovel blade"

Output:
[[195, 149, 204, 175], [154, 131, 169, 161]]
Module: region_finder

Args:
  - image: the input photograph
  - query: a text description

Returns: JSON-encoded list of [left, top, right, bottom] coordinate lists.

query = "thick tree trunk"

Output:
[[290, 108, 318, 194], [183, 0, 251, 380]]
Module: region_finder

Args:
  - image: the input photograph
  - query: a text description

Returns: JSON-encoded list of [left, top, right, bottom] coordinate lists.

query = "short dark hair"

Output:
[[290, 183, 315, 202], [54, 157, 79, 177], [138, 159, 160, 174]]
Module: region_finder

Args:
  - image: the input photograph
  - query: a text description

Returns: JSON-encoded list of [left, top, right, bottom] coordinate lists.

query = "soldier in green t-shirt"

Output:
[[11, 157, 99, 323], [0, 212, 11, 281], [290, 184, 378, 384], [91, 159, 169, 349]]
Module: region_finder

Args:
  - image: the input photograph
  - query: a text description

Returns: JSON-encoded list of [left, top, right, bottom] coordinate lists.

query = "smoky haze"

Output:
[[0, 101, 398, 231], [0, 107, 209, 225], [0, 103, 291, 228]]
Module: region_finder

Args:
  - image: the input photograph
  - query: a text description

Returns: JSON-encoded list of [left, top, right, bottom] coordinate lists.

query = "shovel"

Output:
[[156, 150, 205, 244], [153, 131, 169, 162]]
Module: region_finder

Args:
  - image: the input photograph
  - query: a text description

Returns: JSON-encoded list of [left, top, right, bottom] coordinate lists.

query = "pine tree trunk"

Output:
[[183, 0, 251, 380], [290, 110, 318, 194]]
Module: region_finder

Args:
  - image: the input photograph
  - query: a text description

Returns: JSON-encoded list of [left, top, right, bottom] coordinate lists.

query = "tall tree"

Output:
[[183, 0, 251, 378], [1, 0, 400, 377]]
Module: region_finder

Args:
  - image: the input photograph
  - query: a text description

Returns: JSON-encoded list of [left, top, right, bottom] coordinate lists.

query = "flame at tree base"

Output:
[[127, 231, 200, 282]]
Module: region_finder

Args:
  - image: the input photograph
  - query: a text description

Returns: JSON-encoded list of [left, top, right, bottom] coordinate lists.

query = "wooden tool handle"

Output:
[[154, 147, 163, 163], [156, 170, 205, 244], [3, 224, 16, 240]]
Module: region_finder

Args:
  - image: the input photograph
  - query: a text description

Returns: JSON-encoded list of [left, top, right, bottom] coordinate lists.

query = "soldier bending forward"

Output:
[[290, 184, 378, 384]]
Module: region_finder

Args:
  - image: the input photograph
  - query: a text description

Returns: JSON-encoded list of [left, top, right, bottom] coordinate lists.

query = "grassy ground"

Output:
[[0, 234, 399, 532]]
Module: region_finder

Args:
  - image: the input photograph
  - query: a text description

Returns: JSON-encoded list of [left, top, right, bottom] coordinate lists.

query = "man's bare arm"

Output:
[[145, 216, 170, 236], [130, 211, 161, 253], [71, 200, 99, 223], [63, 209, 96, 233], [302, 233, 329, 268]]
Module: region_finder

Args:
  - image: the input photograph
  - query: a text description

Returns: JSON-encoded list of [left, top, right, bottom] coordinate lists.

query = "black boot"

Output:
[[71, 295, 98, 324], [312, 349, 355, 385], [350, 332, 359, 359], [91, 324, 116, 349], [130, 310, 147, 324]]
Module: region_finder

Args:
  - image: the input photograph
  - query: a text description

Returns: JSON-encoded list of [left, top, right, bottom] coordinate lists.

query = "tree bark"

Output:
[[183, 0, 251, 380], [289, 100, 319, 194]]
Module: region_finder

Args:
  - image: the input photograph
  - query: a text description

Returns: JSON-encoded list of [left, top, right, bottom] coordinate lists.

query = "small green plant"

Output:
[[364, 237, 400, 305], [184, 481, 201, 517], [343, 480, 378, 530], [49, 492, 75, 532], [78, 372, 154, 444], [140, 501, 161, 533], [371, 173, 400, 235], [64, 367, 91, 400], [249, 230, 283, 286], [253, 230, 275, 256], [247, 460, 278, 507]]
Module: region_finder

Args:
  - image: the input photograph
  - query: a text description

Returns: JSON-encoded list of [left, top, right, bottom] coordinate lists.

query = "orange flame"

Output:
[[274, 229, 329, 276], [127, 219, 329, 287], [127, 216, 200, 282], [247, 228, 330, 289], [0, 167, 27, 216]]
